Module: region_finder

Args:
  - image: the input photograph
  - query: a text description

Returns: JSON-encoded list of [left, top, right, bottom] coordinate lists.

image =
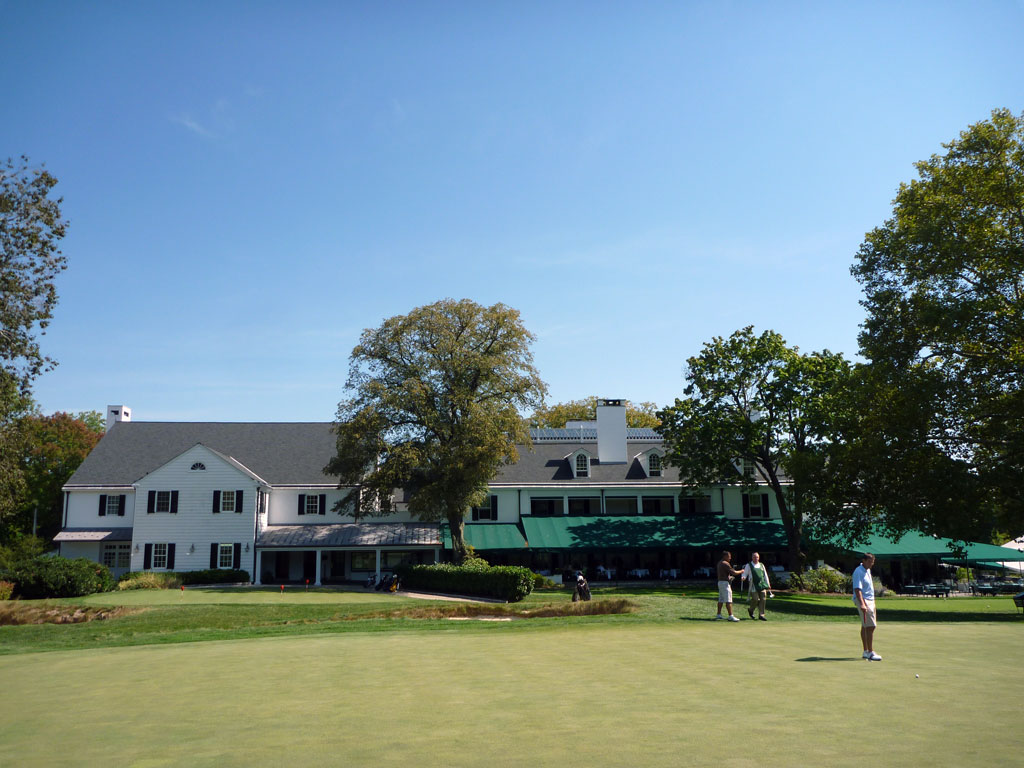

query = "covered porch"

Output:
[[254, 522, 442, 585]]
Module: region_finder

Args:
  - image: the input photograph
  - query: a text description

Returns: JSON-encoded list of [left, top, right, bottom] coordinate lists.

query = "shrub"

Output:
[[5, 556, 115, 599], [788, 566, 850, 594], [117, 569, 249, 590], [395, 562, 534, 602], [533, 572, 557, 590], [117, 572, 182, 590], [0, 580, 14, 600]]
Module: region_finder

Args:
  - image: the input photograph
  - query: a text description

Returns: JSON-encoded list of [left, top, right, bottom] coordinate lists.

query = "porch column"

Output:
[[255, 549, 262, 585], [375, 548, 382, 581], [315, 549, 322, 586]]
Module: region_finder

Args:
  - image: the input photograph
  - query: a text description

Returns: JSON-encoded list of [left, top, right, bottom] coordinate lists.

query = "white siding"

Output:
[[131, 445, 257, 576], [59, 541, 100, 561], [65, 490, 135, 529], [267, 488, 416, 524]]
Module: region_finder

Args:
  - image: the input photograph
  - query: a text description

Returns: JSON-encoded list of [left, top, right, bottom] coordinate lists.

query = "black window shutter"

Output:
[[144, 543, 152, 569], [118, 495, 126, 516], [297, 494, 306, 515], [318, 494, 326, 515], [166, 543, 175, 570], [98, 495, 107, 517], [471, 507, 479, 522], [212, 490, 221, 514], [236, 490, 244, 514], [147, 490, 156, 514], [233, 543, 241, 570], [761, 493, 770, 517], [210, 543, 218, 569], [491, 495, 499, 519], [742, 494, 750, 518], [170, 490, 179, 514]]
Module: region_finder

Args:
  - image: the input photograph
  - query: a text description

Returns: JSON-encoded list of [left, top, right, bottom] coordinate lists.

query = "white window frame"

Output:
[[106, 495, 121, 516], [155, 491, 171, 513], [747, 494, 768, 518], [305, 495, 320, 515], [101, 543, 130, 569], [648, 453, 662, 477], [220, 491, 235, 513], [575, 454, 589, 478], [152, 543, 168, 569], [218, 543, 234, 569]]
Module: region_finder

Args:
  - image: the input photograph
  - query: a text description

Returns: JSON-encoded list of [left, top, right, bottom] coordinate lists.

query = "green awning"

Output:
[[441, 523, 527, 550], [520, 515, 788, 551], [827, 531, 1024, 561]]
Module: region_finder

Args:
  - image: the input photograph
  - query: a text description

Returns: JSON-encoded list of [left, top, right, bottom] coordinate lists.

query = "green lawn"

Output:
[[1, 588, 1021, 766]]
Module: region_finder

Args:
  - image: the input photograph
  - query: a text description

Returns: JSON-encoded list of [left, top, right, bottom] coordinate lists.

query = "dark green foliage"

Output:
[[395, 561, 535, 602], [852, 109, 1024, 539], [3, 555, 114, 598]]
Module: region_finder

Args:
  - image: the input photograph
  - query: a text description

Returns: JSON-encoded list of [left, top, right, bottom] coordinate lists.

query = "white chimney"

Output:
[[596, 398, 627, 463], [106, 405, 132, 431]]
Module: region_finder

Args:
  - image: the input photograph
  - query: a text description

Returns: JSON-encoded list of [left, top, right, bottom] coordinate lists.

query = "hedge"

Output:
[[395, 561, 534, 602], [2, 556, 115, 599], [118, 568, 250, 589]]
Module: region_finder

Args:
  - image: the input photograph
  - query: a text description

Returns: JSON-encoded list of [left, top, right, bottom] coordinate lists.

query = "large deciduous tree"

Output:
[[657, 327, 853, 570], [528, 396, 661, 429], [1, 157, 68, 526], [325, 299, 547, 562], [7, 411, 104, 542], [852, 108, 1024, 538]]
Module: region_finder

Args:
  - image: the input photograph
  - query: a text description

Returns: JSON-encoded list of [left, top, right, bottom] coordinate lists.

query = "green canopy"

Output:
[[520, 515, 788, 551], [441, 523, 527, 551], [826, 531, 1024, 562]]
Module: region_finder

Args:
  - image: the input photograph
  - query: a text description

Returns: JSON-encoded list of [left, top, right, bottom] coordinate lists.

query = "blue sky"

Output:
[[3, 1, 1023, 422]]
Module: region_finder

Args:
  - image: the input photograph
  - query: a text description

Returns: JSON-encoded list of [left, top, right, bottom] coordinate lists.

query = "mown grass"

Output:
[[1, 621, 1021, 767], [1, 585, 1019, 656]]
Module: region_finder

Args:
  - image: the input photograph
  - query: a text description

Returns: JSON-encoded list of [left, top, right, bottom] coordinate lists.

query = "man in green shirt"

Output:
[[741, 552, 773, 621]]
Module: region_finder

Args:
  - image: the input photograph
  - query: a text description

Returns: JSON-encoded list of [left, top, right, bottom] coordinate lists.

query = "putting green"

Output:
[[1, 621, 1020, 767]]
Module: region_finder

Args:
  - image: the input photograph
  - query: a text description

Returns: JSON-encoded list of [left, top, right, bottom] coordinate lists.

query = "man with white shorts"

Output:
[[853, 553, 881, 661], [715, 550, 744, 621]]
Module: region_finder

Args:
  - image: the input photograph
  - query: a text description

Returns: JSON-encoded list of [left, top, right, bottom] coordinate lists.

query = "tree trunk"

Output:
[[448, 514, 468, 564]]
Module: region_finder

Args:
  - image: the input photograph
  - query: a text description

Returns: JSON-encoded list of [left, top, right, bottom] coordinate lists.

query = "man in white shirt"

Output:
[[852, 553, 881, 661]]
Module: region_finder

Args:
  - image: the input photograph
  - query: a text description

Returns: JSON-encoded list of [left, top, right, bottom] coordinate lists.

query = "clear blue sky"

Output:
[[3, 1, 1022, 422]]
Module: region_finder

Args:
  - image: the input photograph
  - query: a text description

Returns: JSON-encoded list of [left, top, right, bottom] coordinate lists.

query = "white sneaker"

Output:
[[728, 615, 740, 622], [867, 652, 882, 661]]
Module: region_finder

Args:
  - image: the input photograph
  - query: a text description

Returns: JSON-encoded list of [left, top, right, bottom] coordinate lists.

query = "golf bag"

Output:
[[572, 574, 591, 602]]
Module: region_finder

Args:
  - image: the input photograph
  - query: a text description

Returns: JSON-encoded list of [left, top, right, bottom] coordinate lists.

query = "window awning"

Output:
[[442, 524, 527, 550], [54, 528, 133, 542], [520, 515, 788, 551], [827, 531, 1024, 561]]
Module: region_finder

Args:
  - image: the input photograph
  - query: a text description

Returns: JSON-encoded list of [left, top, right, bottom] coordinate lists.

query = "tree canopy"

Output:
[[852, 108, 1024, 539], [527, 396, 661, 429], [5, 411, 104, 542], [325, 299, 547, 562], [657, 327, 853, 570], [1, 157, 68, 525]]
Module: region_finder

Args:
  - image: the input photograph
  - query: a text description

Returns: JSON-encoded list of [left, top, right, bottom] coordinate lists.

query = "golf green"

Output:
[[1, 620, 1019, 767]]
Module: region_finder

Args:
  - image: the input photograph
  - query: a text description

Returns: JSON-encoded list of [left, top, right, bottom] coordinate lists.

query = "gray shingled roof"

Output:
[[65, 422, 338, 487], [258, 523, 440, 548], [493, 441, 680, 485]]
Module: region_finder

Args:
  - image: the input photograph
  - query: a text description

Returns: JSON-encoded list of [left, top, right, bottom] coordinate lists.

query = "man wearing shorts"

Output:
[[715, 550, 744, 621], [853, 553, 881, 661]]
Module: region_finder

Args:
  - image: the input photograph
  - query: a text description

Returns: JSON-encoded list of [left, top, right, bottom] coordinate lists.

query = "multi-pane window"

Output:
[[680, 497, 712, 515], [742, 458, 756, 477], [351, 552, 376, 570], [221, 492, 235, 513], [155, 491, 171, 513], [101, 543, 130, 569], [648, 454, 662, 477], [471, 496, 497, 521], [219, 543, 234, 569], [305, 495, 320, 515], [743, 493, 769, 519], [575, 454, 589, 477], [106, 495, 121, 516], [152, 543, 168, 569]]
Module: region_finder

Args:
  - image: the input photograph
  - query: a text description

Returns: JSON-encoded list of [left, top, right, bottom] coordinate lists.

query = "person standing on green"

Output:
[[741, 552, 773, 621]]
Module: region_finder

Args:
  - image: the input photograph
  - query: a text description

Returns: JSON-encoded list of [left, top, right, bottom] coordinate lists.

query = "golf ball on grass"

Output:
[[915, 674, 919, 678]]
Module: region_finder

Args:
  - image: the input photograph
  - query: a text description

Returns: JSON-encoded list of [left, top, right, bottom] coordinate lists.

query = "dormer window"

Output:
[[190, 462, 206, 471], [648, 453, 662, 477], [575, 454, 589, 478]]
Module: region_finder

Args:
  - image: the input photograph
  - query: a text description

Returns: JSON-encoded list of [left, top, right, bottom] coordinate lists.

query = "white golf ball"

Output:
[[915, 674, 919, 678]]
